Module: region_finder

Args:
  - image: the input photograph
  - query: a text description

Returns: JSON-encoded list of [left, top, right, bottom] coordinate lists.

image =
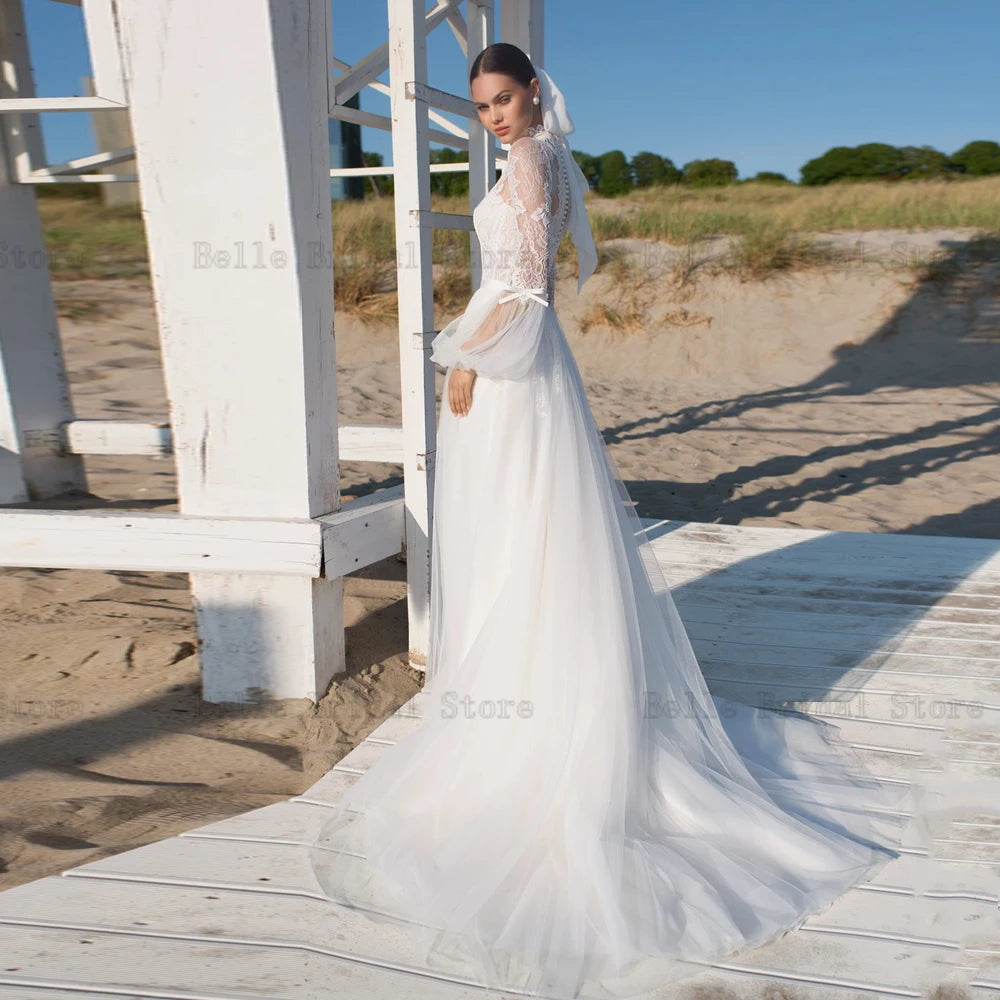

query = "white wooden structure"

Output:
[[0, 0, 531, 702], [0, 519, 998, 997]]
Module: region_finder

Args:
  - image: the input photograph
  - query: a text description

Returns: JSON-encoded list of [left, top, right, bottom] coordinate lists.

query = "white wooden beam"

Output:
[[14, 171, 137, 183], [501, 0, 544, 68], [406, 79, 477, 119], [317, 486, 405, 578], [0, 488, 403, 576], [0, 509, 321, 575], [443, 2, 471, 55], [25, 145, 136, 178], [21, 420, 405, 462], [467, 1, 496, 291], [329, 100, 471, 149], [81, 0, 128, 105], [328, 0, 458, 109], [0, 96, 126, 112], [388, 0, 438, 670], [331, 60, 475, 145]]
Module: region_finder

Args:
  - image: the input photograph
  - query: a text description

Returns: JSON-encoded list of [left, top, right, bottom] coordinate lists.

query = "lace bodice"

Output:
[[427, 124, 573, 379], [472, 123, 570, 307]]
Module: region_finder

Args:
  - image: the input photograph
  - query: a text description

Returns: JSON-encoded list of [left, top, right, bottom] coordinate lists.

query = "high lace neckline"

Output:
[[522, 123, 548, 138]]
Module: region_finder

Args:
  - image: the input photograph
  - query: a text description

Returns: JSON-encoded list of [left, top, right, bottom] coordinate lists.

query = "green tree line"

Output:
[[363, 139, 1000, 198]]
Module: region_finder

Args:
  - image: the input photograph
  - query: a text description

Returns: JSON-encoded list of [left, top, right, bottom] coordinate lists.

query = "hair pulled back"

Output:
[[469, 42, 536, 88]]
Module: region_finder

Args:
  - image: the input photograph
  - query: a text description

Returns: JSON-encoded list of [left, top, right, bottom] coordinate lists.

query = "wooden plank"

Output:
[[0, 509, 321, 575], [704, 678, 1000, 734], [683, 618, 1000, 660], [49, 419, 405, 463], [678, 602, 1000, 643], [37, 835, 987, 995], [388, 0, 437, 669], [0, 923, 488, 1000], [316, 486, 404, 578], [639, 519, 1000, 567], [2, 875, 978, 1000], [0, 96, 126, 112], [648, 548, 1000, 594], [695, 643, 1000, 686], [672, 586, 1000, 624], [0, 492, 404, 579], [700, 660, 1000, 709]]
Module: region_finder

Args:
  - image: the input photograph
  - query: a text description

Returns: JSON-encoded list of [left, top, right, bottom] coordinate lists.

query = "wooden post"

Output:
[[0, 0, 87, 502], [501, 0, 544, 70], [388, 0, 437, 670], [114, 0, 343, 702], [467, 1, 497, 289]]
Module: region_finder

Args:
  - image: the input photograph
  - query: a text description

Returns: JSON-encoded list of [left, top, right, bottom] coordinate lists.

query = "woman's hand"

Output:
[[448, 367, 477, 417]]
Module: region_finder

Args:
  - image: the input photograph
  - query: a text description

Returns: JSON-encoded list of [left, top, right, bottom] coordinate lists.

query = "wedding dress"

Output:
[[309, 111, 931, 998]]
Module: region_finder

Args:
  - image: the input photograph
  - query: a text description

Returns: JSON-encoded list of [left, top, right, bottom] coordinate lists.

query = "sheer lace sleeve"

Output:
[[429, 135, 554, 381], [497, 134, 552, 301]]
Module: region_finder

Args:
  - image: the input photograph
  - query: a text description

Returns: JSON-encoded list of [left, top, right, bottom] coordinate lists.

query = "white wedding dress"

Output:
[[309, 124, 929, 998]]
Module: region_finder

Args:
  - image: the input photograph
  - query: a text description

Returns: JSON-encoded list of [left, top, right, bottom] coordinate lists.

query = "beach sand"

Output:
[[2, 227, 998, 890]]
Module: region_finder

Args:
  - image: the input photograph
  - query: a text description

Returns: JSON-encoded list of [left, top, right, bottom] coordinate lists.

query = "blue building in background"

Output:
[[329, 90, 364, 202]]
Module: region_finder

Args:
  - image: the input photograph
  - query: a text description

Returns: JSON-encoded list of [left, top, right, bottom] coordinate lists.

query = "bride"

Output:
[[309, 43, 928, 999]]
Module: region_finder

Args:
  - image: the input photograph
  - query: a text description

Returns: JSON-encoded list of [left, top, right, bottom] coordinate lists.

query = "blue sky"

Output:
[[26, 0, 999, 183]]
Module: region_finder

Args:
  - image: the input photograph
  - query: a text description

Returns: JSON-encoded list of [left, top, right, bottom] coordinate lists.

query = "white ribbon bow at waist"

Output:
[[498, 283, 549, 307], [429, 276, 550, 379]]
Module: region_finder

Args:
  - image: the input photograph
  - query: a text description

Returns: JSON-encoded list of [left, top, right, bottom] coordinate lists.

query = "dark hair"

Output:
[[469, 42, 536, 89]]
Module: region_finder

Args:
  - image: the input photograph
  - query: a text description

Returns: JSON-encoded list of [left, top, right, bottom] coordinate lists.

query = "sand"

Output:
[[2, 226, 998, 891]]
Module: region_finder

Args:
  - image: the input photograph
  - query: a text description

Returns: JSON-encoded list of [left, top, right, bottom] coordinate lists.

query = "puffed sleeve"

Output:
[[429, 136, 553, 381]]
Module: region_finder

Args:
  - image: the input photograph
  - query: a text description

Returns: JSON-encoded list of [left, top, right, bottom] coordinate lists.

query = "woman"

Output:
[[309, 43, 928, 999]]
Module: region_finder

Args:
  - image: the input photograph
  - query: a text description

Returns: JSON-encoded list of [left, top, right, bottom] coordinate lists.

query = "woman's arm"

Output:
[[428, 135, 554, 381], [457, 136, 553, 356]]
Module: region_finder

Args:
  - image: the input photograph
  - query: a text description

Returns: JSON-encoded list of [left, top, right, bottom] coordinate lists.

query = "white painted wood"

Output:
[[339, 421, 403, 461], [0, 0, 88, 503], [25, 145, 137, 178], [332, 60, 476, 147], [329, 1, 456, 111], [466, 1, 495, 294], [502, 0, 544, 72], [55, 418, 172, 456], [6, 827, 989, 993], [331, 162, 478, 177], [644, 535, 1000, 580], [112, 0, 344, 703], [414, 207, 476, 231], [0, 96, 125, 113], [13, 170, 137, 184], [0, 508, 321, 574], [80, 0, 128, 105], [329, 100, 472, 148], [388, 0, 436, 671], [317, 484, 405, 578], [29, 418, 406, 463], [406, 79, 477, 120], [0, 490, 402, 577]]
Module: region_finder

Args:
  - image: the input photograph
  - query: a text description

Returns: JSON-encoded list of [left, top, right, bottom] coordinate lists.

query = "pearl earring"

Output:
[[532, 96, 539, 104]]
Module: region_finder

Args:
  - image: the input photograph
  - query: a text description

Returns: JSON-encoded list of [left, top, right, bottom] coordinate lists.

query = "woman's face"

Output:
[[471, 72, 540, 144]]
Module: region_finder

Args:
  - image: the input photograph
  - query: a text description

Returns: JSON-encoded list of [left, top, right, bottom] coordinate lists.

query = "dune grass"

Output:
[[38, 175, 1000, 325]]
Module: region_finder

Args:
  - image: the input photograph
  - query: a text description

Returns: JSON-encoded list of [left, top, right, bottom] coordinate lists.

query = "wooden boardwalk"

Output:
[[1, 518, 998, 999]]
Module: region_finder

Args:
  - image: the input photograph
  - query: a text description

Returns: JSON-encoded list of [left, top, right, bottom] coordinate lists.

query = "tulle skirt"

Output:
[[308, 306, 931, 998]]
